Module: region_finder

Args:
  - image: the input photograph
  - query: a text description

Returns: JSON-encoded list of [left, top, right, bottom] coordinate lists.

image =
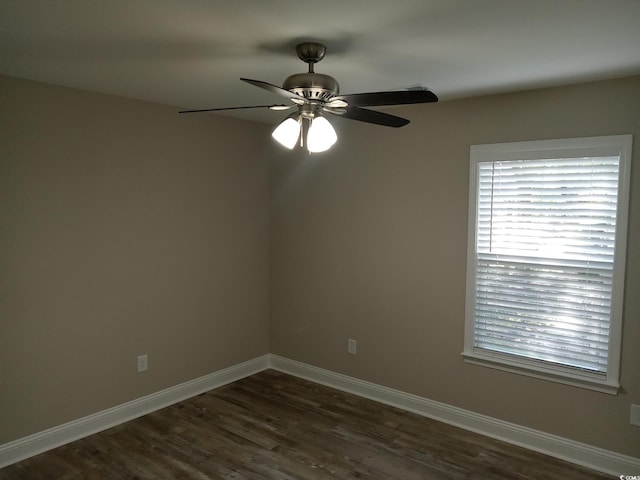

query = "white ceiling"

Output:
[[2, 0, 640, 123]]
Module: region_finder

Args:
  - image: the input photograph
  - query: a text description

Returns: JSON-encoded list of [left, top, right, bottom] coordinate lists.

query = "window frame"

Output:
[[462, 135, 632, 394]]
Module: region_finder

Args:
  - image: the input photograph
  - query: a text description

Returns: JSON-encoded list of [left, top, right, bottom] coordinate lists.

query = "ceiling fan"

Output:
[[179, 42, 438, 153]]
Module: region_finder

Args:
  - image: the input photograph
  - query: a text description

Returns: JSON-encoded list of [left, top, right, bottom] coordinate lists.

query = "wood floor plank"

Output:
[[0, 370, 614, 479]]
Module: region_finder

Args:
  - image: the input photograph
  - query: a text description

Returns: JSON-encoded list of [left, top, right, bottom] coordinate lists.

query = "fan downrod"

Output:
[[282, 42, 339, 102]]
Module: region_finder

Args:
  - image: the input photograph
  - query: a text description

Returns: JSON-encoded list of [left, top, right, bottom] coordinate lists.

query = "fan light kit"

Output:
[[180, 42, 438, 153]]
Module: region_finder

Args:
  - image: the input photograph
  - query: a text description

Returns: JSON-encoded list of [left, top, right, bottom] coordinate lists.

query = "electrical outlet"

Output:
[[348, 338, 357, 355], [137, 354, 148, 373], [631, 404, 640, 427]]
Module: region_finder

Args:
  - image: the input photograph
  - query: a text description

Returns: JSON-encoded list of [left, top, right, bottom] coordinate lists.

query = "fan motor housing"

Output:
[[283, 72, 339, 102]]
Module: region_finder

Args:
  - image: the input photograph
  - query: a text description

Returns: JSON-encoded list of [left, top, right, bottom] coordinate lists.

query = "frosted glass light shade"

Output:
[[307, 116, 337, 153], [272, 117, 300, 149]]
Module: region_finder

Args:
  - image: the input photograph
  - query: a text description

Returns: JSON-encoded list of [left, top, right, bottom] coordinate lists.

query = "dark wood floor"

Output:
[[0, 369, 613, 479]]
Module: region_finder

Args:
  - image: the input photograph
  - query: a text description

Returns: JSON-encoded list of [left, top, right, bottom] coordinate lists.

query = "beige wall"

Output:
[[269, 76, 640, 457], [0, 75, 270, 443], [2, 73, 639, 459]]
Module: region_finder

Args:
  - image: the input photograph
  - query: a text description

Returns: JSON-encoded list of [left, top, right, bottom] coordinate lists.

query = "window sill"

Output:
[[461, 351, 620, 395]]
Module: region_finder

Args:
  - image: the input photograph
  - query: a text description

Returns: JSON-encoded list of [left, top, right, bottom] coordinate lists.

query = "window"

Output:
[[463, 135, 632, 394]]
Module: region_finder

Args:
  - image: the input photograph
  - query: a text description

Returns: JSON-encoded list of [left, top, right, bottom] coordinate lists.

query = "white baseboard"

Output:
[[268, 354, 640, 477], [0, 354, 270, 468], [3, 353, 638, 476]]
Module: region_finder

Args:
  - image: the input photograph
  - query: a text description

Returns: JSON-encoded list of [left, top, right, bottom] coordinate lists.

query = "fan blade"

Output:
[[325, 106, 410, 128], [330, 89, 438, 107], [179, 104, 290, 114], [241, 78, 308, 103]]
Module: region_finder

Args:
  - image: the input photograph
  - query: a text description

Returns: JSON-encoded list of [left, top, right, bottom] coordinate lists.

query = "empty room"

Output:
[[1, 1, 639, 478]]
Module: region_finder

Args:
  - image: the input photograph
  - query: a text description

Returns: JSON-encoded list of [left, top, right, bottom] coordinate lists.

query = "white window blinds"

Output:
[[475, 157, 618, 374], [464, 136, 631, 393]]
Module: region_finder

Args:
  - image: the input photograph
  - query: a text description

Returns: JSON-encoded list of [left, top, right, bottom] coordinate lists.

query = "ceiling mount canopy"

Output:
[[295, 41, 326, 66], [179, 42, 438, 153]]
